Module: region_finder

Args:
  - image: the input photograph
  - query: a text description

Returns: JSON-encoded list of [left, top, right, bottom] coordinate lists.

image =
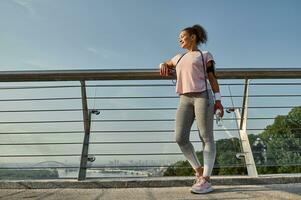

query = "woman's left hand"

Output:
[[214, 101, 224, 117]]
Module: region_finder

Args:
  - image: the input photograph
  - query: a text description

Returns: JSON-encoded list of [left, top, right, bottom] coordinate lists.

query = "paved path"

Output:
[[0, 183, 300, 200]]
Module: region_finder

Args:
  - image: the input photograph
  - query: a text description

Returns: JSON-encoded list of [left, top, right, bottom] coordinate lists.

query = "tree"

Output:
[[164, 106, 301, 176], [257, 107, 301, 173], [164, 138, 246, 176], [215, 138, 246, 175]]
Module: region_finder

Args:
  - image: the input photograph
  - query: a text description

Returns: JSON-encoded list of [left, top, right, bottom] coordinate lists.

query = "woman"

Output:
[[160, 24, 224, 194]]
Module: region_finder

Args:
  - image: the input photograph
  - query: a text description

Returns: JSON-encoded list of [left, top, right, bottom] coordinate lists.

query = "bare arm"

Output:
[[160, 59, 176, 76], [160, 53, 184, 70], [162, 59, 175, 68]]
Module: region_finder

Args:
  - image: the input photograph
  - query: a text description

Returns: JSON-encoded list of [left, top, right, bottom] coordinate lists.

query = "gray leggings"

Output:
[[175, 91, 216, 177]]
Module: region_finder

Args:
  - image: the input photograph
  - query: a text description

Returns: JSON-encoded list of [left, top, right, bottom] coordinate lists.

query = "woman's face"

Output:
[[179, 31, 195, 49]]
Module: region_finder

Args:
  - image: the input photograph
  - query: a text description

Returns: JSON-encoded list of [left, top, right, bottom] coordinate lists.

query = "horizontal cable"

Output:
[[255, 164, 301, 167], [246, 94, 301, 97], [0, 85, 80, 90], [0, 109, 82, 113], [0, 120, 82, 124], [0, 94, 300, 102], [0, 164, 246, 170], [0, 131, 83, 135], [2, 128, 299, 135], [91, 118, 276, 123], [1, 138, 299, 146], [0, 153, 183, 157], [89, 94, 301, 99], [89, 140, 196, 145], [0, 142, 82, 146], [88, 84, 177, 87], [90, 96, 178, 99], [0, 82, 300, 90], [0, 140, 204, 146], [0, 106, 298, 113], [253, 150, 301, 154], [87, 106, 298, 111], [0, 166, 79, 169], [247, 106, 299, 109], [94, 107, 177, 111], [0, 129, 227, 135], [255, 151, 301, 154], [86, 164, 245, 169], [88, 82, 301, 87], [247, 83, 301, 85], [0, 108, 178, 113], [90, 128, 264, 133], [1, 128, 299, 135], [17, 119, 275, 125], [3, 164, 300, 170], [0, 154, 80, 157], [0, 97, 80, 102], [0, 118, 277, 124], [90, 153, 183, 156]]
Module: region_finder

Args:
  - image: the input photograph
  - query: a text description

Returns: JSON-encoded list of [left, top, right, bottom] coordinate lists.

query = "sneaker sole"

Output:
[[190, 187, 214, 194]]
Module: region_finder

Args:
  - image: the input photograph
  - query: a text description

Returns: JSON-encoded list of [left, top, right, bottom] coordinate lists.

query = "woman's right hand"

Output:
[[214, 101, 224, 117], [160, 63, 171, 76]]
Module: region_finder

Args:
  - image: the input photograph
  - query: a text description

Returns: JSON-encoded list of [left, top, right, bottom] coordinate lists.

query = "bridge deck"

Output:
[[0, 183, 300, 200]]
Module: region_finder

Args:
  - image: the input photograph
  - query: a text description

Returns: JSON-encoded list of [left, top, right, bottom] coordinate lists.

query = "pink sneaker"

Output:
[[190, 177, 214, 194]]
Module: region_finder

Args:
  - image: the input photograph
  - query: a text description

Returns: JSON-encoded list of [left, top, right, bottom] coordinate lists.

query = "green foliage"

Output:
[[276, 151, 301, 173], [164, 106, 301, 176], [287, 106, 301, 132], [260, 115, 291, 140], [164, 138, 246, 176], [256, 106, 301, 174], [260, 106, 301, 140], [164, 152, 204, 176], [164, 160, 194, 176], [214, 138, 246, 175]]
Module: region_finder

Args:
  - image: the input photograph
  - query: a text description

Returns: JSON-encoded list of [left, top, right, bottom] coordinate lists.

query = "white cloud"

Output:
[[85, 46, 115, 59], [24, 60, 47, 69], [23, 60, 69, 70], [13, 0, 36, 15], [86, 47, 99, 55], [23, 59, 87, 70]]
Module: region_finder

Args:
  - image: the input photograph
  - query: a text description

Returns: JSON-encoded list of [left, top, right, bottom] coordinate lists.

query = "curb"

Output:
[[0, 174, 300, 189]]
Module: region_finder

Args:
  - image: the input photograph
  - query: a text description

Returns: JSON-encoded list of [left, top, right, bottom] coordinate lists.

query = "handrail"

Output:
[[0, 68, 300, 180], [0, 68, 301, 82]]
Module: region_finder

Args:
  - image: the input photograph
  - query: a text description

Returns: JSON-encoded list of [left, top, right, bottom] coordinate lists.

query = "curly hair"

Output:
[[182, 24, 208, 45]]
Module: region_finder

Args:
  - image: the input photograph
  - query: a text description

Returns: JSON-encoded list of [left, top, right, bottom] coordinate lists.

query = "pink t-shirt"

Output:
[[171, 51, 214, 94]]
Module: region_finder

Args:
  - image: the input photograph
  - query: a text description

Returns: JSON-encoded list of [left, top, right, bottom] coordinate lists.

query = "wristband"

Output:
[[214, 92, 221, 101]]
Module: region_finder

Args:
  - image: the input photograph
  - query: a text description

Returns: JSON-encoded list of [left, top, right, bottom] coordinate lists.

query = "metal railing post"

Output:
[[234, 79, 258, 177], [78, 81, 91, 181]]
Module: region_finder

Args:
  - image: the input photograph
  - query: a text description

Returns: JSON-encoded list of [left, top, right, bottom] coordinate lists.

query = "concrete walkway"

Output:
[[1, 174, 301, 189], [0, 183, 300, 200]]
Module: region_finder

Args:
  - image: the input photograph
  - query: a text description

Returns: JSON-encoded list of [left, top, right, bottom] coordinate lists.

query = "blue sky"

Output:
[[0, 0, 300, 169], [0, 0, 300, 70]]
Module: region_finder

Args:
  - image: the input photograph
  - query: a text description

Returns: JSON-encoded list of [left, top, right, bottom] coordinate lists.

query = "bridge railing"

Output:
[[0, 68, 300, 180]]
